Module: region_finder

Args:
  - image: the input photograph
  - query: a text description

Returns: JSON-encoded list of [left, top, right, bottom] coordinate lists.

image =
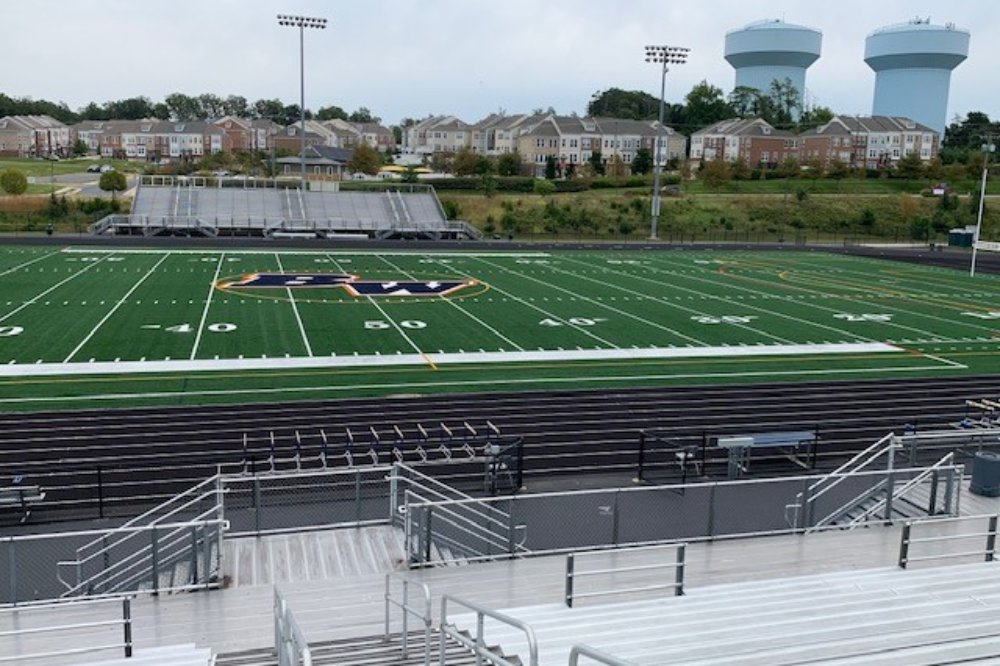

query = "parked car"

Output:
[[99, 165, 115, 174], [86, 164, 101, 173]]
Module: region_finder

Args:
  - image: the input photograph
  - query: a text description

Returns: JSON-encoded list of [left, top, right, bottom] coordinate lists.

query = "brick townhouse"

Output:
[[690, 118, 797, 168], [798, 116, 939, 169], [0, 115, 71, 157]]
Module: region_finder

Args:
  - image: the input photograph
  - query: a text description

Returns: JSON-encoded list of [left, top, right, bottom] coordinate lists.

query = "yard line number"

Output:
[[0, 326, 23, 337], [146, 323, 238, 334], [963, 311, 1000, 320], [833, 313, 893, 322], [539, 317, 606, 327], [691, 315, 757, 325], [365, 320, 427, 330]]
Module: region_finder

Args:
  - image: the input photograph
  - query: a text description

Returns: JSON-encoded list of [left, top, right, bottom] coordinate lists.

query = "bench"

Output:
[[717, 430, 817, 479], [0, 485, 46, 523]]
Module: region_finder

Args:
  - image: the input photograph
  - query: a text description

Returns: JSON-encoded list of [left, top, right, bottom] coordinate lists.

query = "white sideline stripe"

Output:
[[60, 247, 550, 258], [1, 343, 901, 378]]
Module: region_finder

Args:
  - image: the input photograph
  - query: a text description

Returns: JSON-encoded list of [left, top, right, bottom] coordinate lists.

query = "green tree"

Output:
[[587, 88, 660, 120], [699, 159, 731, 188], [316, 105, 348, 121], [588, 150, 605, 176], [452, 148, 480, 176], [895, 151, 926, 180], [349, 107, 379, 123], [72, 139, 89, 157], [533, 179, 556, 196], [827, 158, 850, 179], [728, 86, 761, 118], [98, 170, 128, 200], [347, 143, 382, 176], [164, 92, 202, 121], [799, 106, 834, 129], [0, 169, 28, 195], [222, 95, 250, 118], [631, 147, 653, 175], [684, 81, 734, 133], [497, 152, 523, 177], [544, 155, 558, 180], [767, 78, 800, 126]]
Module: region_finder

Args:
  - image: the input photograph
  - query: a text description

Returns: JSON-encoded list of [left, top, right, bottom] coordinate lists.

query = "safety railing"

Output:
[[568, 645, 639, 666], [564, 543, 686, 608], [898, 514, 1000, 569], [439, 595, 537, 666], [274, 588, 312, 666], [899, 427, 1000, 466], [842, 454, 959, 528], [384, 572, 432, 665], [0, 596, 133, 663]]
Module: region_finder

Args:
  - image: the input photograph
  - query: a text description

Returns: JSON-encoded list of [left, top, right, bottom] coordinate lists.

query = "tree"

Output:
[[0, 169, 27, 195], [588, 150, 605, 176], [165, 92, 202, 121], [728, 86, 761, 119], [828, 158, 850, 180], [684, 81, 734, 133], [496, 152, 523, 177], [699, 159, 731, 188], [349, 107, 379, 123], [544, 155, 558, 180], [316, 105, 348, 121], [98, 170, 127, 200], [587, 88, 660, 120], [896, 151, 926, 180], [452, 148, 480, 176], [767, 78, 800, 126], [630, 147, 653, 175], [104, 96, 155, 120], [347, 143, 382, 175], [222, 95, 250, 118], [800, 106, 834, 129], [533, 179, 555, 196], [72, 139, 89, 157], [252, 98, 286, 121]]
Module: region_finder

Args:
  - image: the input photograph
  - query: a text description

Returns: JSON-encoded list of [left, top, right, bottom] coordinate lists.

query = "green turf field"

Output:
[[0, 245, 997, 410]]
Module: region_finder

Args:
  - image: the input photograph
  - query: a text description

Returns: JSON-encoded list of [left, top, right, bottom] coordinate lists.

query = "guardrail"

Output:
[[274, 588, 311, 666], [565, 543, 686, 608], [439, 594, 538, 666], [898, 514, 1000, 569], [384, 572, 432, 665], [568, 645, 638, 666], [0, 596, 133, 663]]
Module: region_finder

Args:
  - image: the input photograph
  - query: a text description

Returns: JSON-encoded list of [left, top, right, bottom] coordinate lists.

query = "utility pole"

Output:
[[970, 137, 996, 277]]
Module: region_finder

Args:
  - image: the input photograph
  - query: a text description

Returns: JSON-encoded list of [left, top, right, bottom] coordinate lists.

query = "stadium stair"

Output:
[[215, 630, 492, 666], [450, 561, 1000, 665]]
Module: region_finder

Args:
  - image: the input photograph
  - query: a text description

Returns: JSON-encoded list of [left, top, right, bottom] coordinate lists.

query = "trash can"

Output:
[[970, 451, 1000, 497]]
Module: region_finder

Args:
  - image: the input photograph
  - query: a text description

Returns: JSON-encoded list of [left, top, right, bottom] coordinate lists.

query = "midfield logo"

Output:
[[218, 273, 478, 297]]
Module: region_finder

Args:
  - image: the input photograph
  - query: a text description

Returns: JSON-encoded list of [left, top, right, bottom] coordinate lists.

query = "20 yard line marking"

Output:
[[275, 253, 313, 357], [191, 253, 226, 360], [64, 253, 172, 363], [376, 254, 525, 352]]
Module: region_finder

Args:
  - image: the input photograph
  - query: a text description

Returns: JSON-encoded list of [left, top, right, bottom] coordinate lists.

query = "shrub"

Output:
[[533, 179, 556, 196], [0, 169, 28, 196]]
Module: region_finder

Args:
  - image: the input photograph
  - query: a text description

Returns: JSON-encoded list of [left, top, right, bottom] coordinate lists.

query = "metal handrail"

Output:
[[569, 645, 639, 666], [274, 588, 312, 666], [396, 463, 510, 521], [899, 513, 1000, 569], [847, 455, 958, 526], [439, 594, 538, 666], [565, 543, 686, 607], [0, 596, 133, 662], [385, 572, 432, 665], [808, 433, 895, 501]]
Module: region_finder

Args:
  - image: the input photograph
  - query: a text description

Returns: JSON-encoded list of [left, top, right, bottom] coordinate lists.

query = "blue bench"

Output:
[[717, 430, 817, 479]]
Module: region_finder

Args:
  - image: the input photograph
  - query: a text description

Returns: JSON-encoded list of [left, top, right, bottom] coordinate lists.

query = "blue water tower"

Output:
[[724, 19, 822, 121], [865, 18, 970, 135]]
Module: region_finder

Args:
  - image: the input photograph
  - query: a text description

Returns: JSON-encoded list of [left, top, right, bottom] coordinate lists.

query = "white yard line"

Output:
[[275, 253, 313, 357], [475, 256, 711, 347], [433, 257, 619, 348], [61, 247, 550, 258], [327, 254, 426, 358], [63, 253, 172, 363], [190, 253, 226, 361], [375, 254, 525, 351], [0, 250, 62, 278], [2, 342, 904, 377], [0, 255, 112, 324]]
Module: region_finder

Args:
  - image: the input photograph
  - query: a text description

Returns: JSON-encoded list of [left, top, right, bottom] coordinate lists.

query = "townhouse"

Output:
[[92, 120, 223, 161], [799, 116, 938, 169], [402, 116, 470, 156], [319, 119, 395, 152], [690, 118, 796, 168], [213, 116, 281, 152], [0, 115, 71, 157]]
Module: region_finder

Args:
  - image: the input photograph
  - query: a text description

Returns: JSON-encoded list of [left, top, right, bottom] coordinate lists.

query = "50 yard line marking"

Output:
[[191, 253, 226, 360], [275, 253, 313, 357], [64, 253, 171, 363]]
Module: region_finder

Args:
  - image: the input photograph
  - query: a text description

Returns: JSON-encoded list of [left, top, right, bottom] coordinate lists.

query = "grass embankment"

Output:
[[0, 157, 140, 177]]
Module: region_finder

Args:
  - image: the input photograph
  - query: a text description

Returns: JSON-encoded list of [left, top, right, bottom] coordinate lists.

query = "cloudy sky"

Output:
[[4, 0, 995, 126]]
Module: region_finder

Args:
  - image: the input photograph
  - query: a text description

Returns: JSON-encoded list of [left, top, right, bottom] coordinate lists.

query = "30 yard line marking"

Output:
[[275, 253, 313, 357], [191, 253, 226, 360], [327, 254, 431, 364], [0, 254, 112, 324], [0, 250, 62, 278], [64, 253, 171, 363], [376, 254, 525, 351]]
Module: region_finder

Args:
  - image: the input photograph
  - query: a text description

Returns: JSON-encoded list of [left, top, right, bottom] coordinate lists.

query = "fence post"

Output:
[[253, 476, 262, 536], [424, 506, 433, 564], [515, 439, 524, 491], [612, 490, 621, 547], [190, 525, 198, 586], [799, 478, 812, 532], [123, 597, 132, 657], [97, 466, 105, 519], [944, 466, 957, 515], [637, 432, 646, 482], [389, 467, 398, 524], [986, 515, 998, 563], [707, 483, 716, 538], [928, 471, 939, 515], [151, 526, 159, 595], [565, 553, 575, 608], [898, 522, 911, 569], [883, 471, 896, 523], [507, 501, 516, 555], [6, 538, 15, 605], [675, 544, 686, 597], [355, 468, 362, 526]]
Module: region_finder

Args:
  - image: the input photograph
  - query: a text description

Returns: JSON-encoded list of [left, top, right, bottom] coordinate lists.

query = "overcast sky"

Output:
[[4, 1, 995, 126]]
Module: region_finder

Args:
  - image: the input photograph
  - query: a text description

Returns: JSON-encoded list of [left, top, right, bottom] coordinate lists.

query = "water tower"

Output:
[[724, 19, 822, 121], [865, 18, 970, 135]]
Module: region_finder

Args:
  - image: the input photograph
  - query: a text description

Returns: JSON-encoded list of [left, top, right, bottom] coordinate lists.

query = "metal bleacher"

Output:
[[97, 177, 481, 240]]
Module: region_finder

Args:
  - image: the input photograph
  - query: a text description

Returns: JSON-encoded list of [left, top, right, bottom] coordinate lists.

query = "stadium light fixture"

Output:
[[277, 14, 328, 190], [970, 138, 996, 277], [644, 45, 689, 240]]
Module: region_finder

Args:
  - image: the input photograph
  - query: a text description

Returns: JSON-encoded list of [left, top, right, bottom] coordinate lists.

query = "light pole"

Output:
[[277, 14, 327, 190], [970, 138, 996, 277], [644, 44, 689, 240]]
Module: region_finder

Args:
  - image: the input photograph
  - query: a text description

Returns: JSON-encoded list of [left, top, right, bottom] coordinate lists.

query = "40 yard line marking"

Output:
[[191, 253, 226, 360], [64, 253, 172, 363], [275, 253, 313, 357]]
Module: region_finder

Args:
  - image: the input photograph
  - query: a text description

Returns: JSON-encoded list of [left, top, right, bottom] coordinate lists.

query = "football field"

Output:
[[0, 245, 997, 410]]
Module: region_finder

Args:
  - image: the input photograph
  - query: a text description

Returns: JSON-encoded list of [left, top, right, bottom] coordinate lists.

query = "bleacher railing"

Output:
[[899, 513, 1000, 569], [565, 542, 686, 608], [440, 594, 538, 666], [568, 645, 639, 666], [274, 587, 312, 666], [384, 572, 432, 664], [0, 596, 133, 663]]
